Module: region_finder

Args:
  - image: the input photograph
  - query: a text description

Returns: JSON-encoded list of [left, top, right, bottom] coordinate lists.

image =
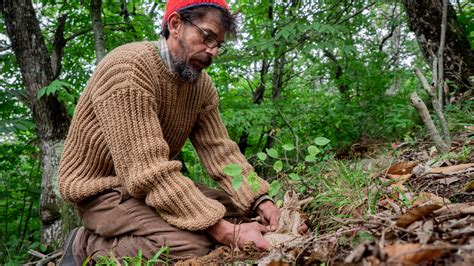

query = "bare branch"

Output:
[[410, 92, 449, 154], [0, 45, 11, 52], [415, 68, 451, 146], [51, 13, 68, 79], [64, 22, 127, 43], [148, 3, 158, 19], [437, 0, 448, 108], [337, 2, 377, 25]]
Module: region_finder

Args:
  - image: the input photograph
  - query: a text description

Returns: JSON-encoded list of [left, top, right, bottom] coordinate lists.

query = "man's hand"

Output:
[[257, 200, 309, 235], [207, 219, 270, 250], [256, 200, 281, 231]]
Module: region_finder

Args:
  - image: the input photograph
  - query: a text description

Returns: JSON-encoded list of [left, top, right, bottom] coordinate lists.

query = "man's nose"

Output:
[[206, 46, 219, 57]]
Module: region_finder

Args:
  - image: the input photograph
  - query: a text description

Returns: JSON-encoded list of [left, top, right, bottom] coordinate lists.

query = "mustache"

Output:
[[192, 54, 212, 68]]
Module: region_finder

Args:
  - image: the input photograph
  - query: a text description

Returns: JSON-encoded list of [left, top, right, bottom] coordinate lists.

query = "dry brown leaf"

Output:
[[385, 161, 419, 175], [434, 202, 474, 216], [463, 180, 474, 192], [383, 243, 445, 264], [410, 192, 451, 206], [430, 163, 474, 174], [461, 206, 474, 215], [344, 242, 374, 263], [396, 204, 442, 228], [386, 173, 412, 181], [417, 220, 433, 244], [267, 260, 290, 266], [438, 176, 461, 185]]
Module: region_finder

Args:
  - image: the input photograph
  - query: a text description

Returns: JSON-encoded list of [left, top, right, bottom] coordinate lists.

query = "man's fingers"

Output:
[[298, 223, 309, 234], [255, 238, 270, 250], [269, 211, 280, 231], [255, 222, 269, 233]]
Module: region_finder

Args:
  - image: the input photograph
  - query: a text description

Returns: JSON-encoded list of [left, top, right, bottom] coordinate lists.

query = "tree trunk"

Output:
[[402, 0, 474, 94], [1, 0, 71, 248], [91, 0, 106, 64]]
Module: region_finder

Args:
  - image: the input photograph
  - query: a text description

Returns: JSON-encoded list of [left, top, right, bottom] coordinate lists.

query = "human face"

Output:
[[182, 18, 227, 55], [172, 11, 226, 73]]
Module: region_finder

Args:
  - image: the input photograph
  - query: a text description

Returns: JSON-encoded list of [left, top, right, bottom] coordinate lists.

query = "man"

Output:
[[58, 0, 284, 264]]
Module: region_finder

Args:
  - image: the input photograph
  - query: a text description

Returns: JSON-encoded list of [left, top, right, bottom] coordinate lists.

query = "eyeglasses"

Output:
[[181, 17, 227, 55]]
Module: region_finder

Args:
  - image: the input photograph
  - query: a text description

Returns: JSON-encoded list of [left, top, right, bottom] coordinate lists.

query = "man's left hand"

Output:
[[256, 200, 281, 231]]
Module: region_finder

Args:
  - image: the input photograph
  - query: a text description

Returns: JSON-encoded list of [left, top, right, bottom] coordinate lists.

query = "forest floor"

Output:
[[178, 127, 474, 265]]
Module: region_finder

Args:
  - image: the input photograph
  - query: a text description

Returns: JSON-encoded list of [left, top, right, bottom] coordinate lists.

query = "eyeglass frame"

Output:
[[180, 16, 227, 55]]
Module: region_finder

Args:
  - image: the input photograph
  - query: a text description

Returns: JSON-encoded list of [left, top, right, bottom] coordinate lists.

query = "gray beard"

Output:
[[171, 54, 201, 84]]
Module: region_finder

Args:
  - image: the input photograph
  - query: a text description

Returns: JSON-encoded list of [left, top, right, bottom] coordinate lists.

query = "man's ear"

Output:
[[167, 12, 182, 39]]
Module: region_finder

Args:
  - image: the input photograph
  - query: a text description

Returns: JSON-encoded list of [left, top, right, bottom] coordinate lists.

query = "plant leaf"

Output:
[[305, 154, 316, 162], [273, 160, 283, 173], [224, 163, 242, 177], [232, 175, 244, 191], [266, 148, 279, 158], [314, 137, 330, 146], [269, 180, 281, 197], [257, 152, 267, 161], [289, 173, 300, 181], [282, 143, 295, 151], [247, 171, 260, 193], [307, 145, 320, 155]]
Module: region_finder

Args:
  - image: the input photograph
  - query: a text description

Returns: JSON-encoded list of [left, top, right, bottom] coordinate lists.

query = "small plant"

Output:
[[93, 246, 170, 266]]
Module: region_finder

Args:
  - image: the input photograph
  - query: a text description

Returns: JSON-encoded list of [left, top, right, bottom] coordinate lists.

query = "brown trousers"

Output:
[[72, 184, 249, 265]]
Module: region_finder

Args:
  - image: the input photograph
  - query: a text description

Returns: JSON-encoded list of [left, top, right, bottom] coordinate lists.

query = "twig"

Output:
[[24, 250, 62, 265]]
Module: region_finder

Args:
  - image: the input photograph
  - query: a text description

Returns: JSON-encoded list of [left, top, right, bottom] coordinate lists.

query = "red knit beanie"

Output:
[[162, 0, 230, 28]]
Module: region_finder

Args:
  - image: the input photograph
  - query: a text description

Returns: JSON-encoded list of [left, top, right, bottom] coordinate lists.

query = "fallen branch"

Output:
[[25, 250, 62, 265]]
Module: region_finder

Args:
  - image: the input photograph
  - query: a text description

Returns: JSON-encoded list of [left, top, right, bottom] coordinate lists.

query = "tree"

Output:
[[403, 0, 474, 96], [1, 0, 70, 247]]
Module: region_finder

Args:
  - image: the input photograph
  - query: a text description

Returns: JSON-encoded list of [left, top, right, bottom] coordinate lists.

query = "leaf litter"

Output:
[[177, 137, 473, 265]]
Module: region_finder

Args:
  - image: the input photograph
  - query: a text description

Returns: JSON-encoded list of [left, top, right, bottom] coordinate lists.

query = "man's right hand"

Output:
[[207, 219, 270, 250]]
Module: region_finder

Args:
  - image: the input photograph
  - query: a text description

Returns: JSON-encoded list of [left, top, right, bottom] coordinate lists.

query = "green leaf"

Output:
[[305, 154, 316, 162], [289, 173, 300, 181], [37, 87, 48, 99], [314, 137, 331, 146], [266, 148, 279, 158], [276, 199, 283, 208], [232, 174, 244, 191], [273, 160, 283, 173], [268, 180, 281, 197], [282, 143, 295, 151], [307, 145, 320, 155], [247, 171, 260, 193], [224, 163, 242, 177], [257, 152, 267, 161], [148, 246, 169, 263]]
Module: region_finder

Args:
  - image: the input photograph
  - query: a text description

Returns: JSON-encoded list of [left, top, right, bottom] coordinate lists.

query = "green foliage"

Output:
[[0, 139, 41, 264], [94, 246, 170, 266]]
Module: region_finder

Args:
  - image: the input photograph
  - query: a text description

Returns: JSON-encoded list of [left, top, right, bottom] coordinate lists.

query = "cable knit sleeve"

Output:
[[90, 49, 225, 231], [190, 76, 270, 213]]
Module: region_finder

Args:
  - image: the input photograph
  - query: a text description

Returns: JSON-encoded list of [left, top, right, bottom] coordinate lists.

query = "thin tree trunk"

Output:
[[271, 53, 285, 100], [253, 58, 269, 104], [1, 0, 71, 248], [410, 92, 449, 153], [91, 0, 106, 64], [403, 0, 474, 94]]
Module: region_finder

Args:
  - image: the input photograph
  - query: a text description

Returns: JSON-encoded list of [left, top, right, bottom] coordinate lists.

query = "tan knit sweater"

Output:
[[58, 41, 270, 231]]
